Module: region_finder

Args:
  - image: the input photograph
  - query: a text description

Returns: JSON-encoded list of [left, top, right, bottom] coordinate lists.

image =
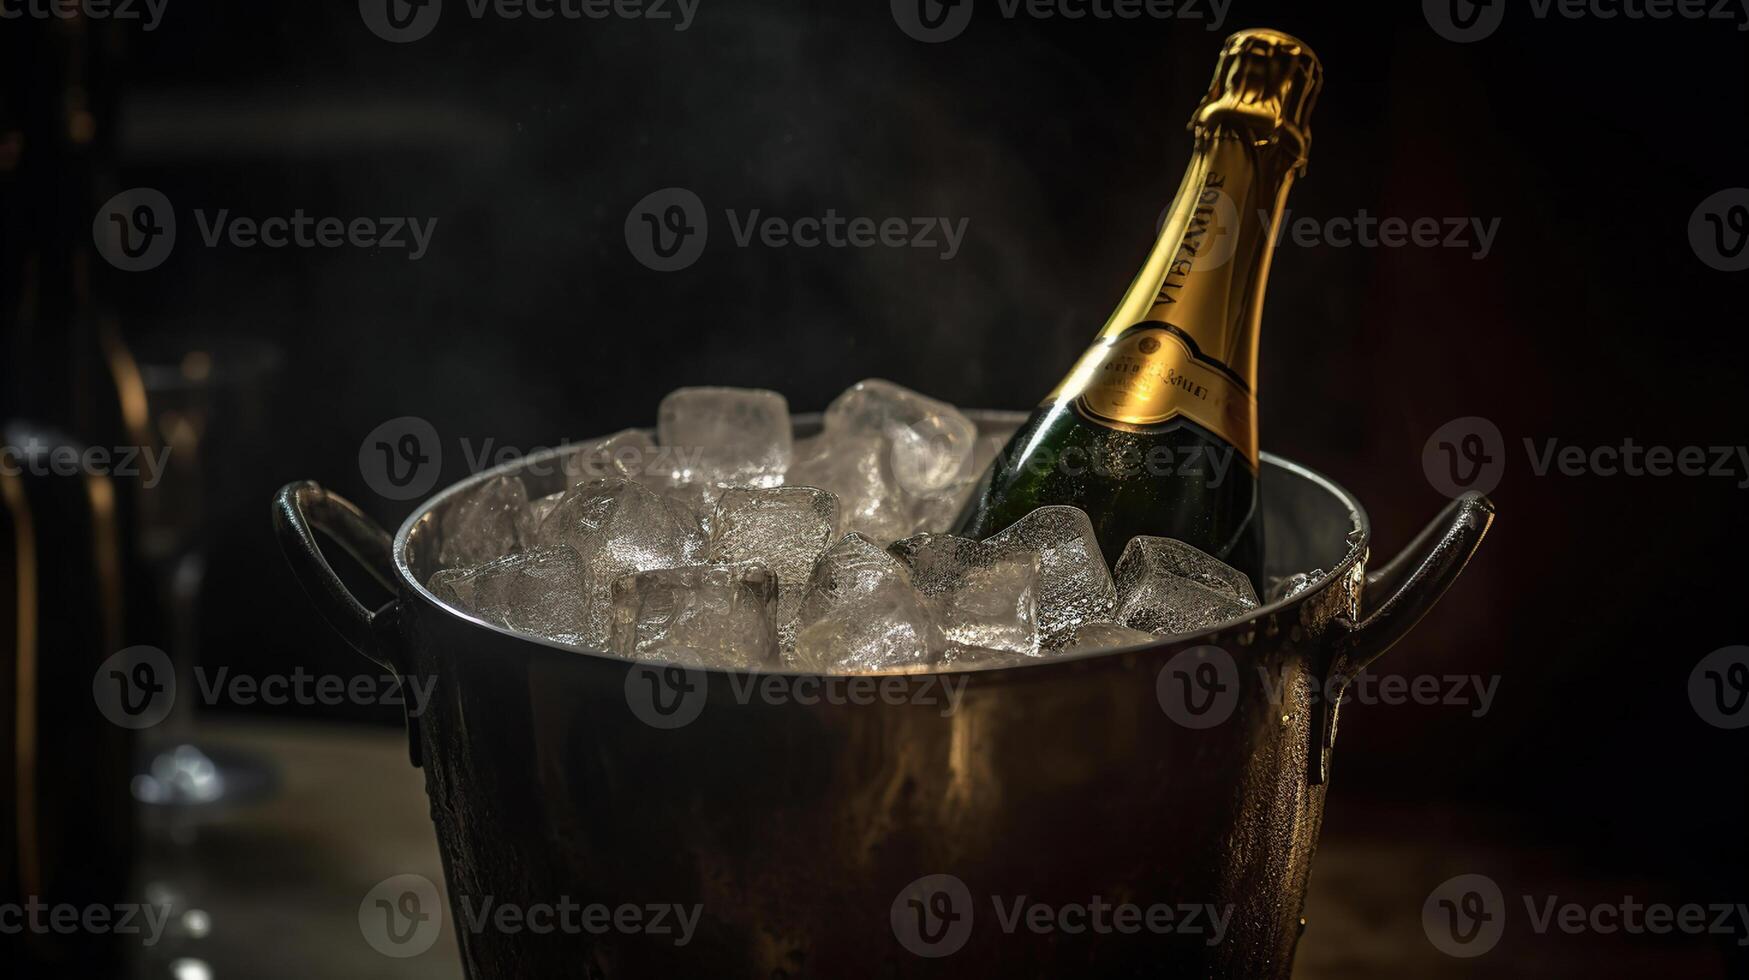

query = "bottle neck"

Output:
[[1044, 126, 1302, 467], [1102, 127, 1299, 391]]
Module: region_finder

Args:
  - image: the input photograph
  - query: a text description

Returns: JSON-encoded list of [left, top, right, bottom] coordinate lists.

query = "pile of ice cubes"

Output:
[[427, 381, 1283, 672]]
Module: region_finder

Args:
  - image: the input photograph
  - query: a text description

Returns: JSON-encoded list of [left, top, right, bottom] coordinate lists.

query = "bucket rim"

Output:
[[393, 409, 1371, 676]]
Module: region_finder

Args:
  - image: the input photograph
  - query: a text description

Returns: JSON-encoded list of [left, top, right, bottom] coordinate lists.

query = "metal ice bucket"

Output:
[[273, 411, 1493, 978]]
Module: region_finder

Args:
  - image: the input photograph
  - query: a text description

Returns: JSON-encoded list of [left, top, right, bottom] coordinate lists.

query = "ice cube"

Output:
[[559, 426, 727, 524], [982, 506, 1117, 648], [608, 563, 779, 670], [785, 432, 913, 543], [707, 486, 839, 647], [563, 428, 658, 488], [1061, 621, 1160, 653], [654, 480, 733, 528], [1121, 536, 1259, 603], [905, 491, 966, 540], [1267, 569, 1322, 602], [789, 534, 940, 673], [823, 379, 977, 495], [438, 474, 530, 568], [533, 478, 708, 646], [888, 533, 1041, 658], [657, 387, 792, 489], [527, 489, 567, 530], [906, 430, 1010, 535], [1112, 536, 1259, 637], [428, 546, 590, 646]]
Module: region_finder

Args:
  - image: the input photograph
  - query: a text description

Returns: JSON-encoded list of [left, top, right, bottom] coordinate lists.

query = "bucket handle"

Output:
[[1310, 491, 1496, 783], [271, 481, 401, 674]]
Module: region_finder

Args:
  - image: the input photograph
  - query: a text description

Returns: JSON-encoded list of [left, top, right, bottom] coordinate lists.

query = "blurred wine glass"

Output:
[[128, 337, 283, 978], [131, 337, 284, 806]]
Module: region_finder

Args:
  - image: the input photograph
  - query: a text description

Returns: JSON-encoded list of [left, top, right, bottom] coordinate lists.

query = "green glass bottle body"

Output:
[[953, 30, 1323, 588], [954, 399, 1262, 578]]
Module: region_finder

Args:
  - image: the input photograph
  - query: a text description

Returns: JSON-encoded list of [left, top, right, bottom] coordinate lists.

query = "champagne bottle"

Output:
[[954, 29, 1322, 586]]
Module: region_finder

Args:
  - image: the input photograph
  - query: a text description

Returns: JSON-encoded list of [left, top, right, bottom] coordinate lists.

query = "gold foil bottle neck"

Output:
[[1190, 29, 1323, 174]]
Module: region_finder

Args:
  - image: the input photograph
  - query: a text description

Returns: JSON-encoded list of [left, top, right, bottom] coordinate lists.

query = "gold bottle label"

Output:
[[1058, 322, 1258, 467]]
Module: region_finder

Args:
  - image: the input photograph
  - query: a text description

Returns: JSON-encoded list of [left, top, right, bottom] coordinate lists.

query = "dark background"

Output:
[[7, 0, 1748, 974]]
